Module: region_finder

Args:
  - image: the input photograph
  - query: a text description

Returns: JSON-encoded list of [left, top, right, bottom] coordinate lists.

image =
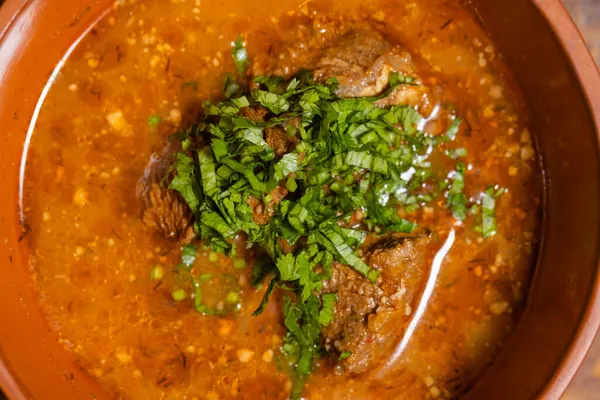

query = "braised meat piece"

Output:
[[265, 126, 293, 158], [314, 27, 418, 99], [240, 105, 269, 122], [137, 148, 195, 243], [247, 184, 289, 225], [322, 235, 430, 375]]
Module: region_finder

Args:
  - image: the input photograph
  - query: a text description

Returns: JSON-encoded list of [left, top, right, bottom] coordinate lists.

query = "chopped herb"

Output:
[[338, 351, 352, 360], [182, 137, 193, 151], [224, 73, 241, 99], [148, 114, 162, 129], [445, 117, 462, 141], [253, 90, 290, 114], [254, 75, 285, 93], [278, 253, 299, 281], [232, 36, 249, 76], [150, 265, 164, 281], [482, 186, 503, 237], [169, 153, 202, 212], [181, 244, 197, 268], [233, 258, 246, 269], [161, 58, 501, 397], [171, 289, 186, 301], [252, 277, 278, 316], [208, 252, 219, 263], [226, 291, 240, 303], [447, 163, 468, 221], [318, 293, 337, 327], [446, 147, 468, 159]]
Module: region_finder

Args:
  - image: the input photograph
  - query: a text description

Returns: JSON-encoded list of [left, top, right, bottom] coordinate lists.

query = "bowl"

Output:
[[0, 0, 598, 398]]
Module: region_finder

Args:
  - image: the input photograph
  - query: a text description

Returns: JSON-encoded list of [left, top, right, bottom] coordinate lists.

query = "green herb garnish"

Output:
[[171, 288, 186, 301], [447, 162, 468, 220], [481, 186, 505, 237], [180, 243, 197, 268], [159, 36, 503, 398], [148, 114, 162, 130], [231, 36, 249, 76]]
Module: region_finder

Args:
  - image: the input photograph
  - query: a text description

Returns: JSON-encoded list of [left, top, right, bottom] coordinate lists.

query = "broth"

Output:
[[22, 0, 542, 399]]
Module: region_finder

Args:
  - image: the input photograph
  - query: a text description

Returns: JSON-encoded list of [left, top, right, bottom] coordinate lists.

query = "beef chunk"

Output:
[[141, 182, 195, 243], [138, 148, 195, 243], [314, 27, 419, 101], [265, 126, 293, 158], [240, 105, 269, 122], [247, 184, 289, 225], [322, 235, 430, 375], [321, 263, 383, 350]]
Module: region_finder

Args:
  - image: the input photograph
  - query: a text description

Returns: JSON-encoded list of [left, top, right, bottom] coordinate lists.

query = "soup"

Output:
[[22, 0, 542, 398]]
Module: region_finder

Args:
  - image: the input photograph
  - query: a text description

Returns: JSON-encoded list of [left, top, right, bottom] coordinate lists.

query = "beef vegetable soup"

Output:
[[22, 0, 542, 399]]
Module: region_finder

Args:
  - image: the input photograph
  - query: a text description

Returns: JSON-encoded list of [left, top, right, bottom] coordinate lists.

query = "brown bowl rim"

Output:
[[531, 0, 600, 397]]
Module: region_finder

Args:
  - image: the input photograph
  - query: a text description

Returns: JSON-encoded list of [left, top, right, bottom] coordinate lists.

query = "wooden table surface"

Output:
[[560, 1, 600, 399], [0, 1, 598, 400]]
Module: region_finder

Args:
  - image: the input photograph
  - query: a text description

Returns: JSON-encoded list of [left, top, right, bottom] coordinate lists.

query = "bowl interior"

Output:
[[0, 0, 599, 399]]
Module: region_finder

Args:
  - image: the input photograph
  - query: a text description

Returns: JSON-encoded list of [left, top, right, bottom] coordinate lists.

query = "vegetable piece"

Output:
[[447, 163, 468, 221], [252, 278, 278, 316], [181, 244, 197, 268], [148, 114, 162, 129], [150, 266, 164, 281], [481, 186, 504, 237], [171, 289, 186, 301], [318, 293, 337, 327], [169, 153, 202, 212], [231, 36, 249, 75], [445, 117, 462, 141], [233, 258, 246, 269]]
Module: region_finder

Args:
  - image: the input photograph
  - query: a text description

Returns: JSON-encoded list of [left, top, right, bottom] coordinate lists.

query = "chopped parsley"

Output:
[[447, 162, 468, 221], [159, 36, 503, 398], [180, 243, 197, 268], [231, 36, 249, 76], [481, 186, 505, 237], [148, 114, 162, 130]]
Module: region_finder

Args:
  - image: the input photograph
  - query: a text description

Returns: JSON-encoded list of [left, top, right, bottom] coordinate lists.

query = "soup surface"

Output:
[[23, 0, 542, 399]]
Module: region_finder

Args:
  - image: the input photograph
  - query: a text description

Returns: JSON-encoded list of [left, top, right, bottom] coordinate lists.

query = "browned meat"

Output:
[[240, 105, 268, 122], [247, 184, 289, 225], [314, 27, 421, 103], [322, 235, 431, 375], [321, 263, 383, 350], [265, 126, 293, 158], [141, 183, 195, 243], [138, 147, 195, 243]]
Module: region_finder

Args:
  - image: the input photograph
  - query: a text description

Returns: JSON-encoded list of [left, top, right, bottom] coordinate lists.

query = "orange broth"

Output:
[[23, 0, 542, 398]]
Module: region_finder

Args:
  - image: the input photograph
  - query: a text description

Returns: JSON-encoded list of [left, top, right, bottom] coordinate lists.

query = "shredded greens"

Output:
[[161, 38, 503, 398]]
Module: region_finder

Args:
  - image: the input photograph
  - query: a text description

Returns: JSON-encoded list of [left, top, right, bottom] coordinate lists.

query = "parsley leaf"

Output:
[[447, 163, 468, 221], [253, 90, 290, 114], [445, 117, 462, 141], [278, 253, 299, 281], [482, 186, 503, 237], [169, 153, 202, 212], [318, 293, 337, 326]]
